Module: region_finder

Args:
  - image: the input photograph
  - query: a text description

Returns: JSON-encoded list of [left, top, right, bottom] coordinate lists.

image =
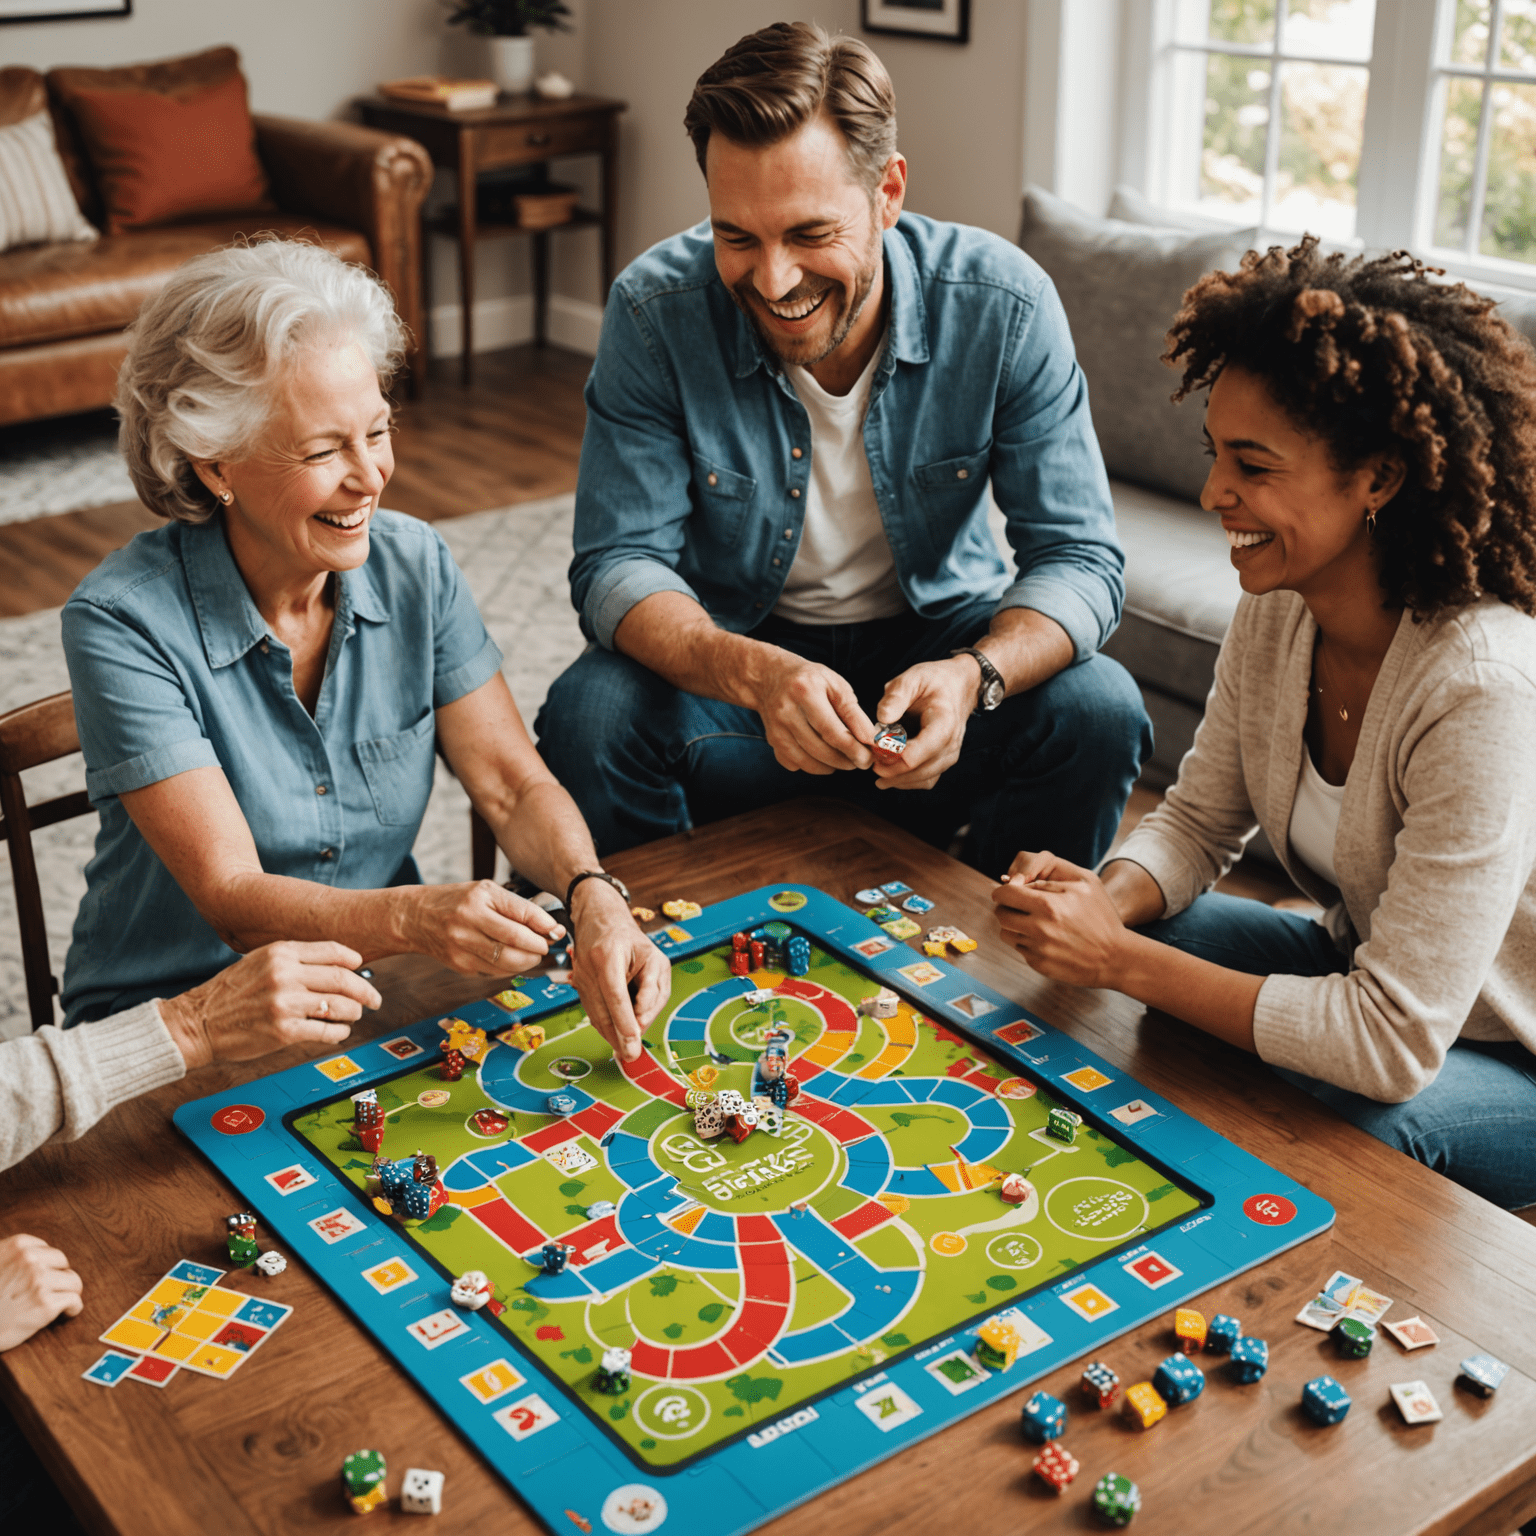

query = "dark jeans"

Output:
[[1144, 893, 1536, 1211], [536, 599, 1152, 877]]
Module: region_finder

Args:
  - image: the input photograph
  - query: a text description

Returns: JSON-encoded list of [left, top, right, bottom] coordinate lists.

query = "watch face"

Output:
[[982, 677, 1006, 711]]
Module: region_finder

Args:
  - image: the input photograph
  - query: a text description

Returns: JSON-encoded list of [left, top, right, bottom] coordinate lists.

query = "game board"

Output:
[[177, 885, 1334, 1536]]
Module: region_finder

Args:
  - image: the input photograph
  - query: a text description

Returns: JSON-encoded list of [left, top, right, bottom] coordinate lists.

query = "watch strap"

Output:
[[950, 646, 1005, 712], [564, 870, 631, 920]]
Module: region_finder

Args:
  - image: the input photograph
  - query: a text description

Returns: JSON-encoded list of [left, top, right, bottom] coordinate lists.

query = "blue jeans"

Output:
[[1143, 893, 1536, 1210], [537, 599, 1151, 877]]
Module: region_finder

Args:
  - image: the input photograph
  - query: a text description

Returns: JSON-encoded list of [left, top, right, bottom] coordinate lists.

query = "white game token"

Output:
[[1389, 1380, 1444, 1424]]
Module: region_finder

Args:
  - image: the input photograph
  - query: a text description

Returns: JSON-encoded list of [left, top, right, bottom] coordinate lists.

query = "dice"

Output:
[[728, 949, 751, 976], [1152, 1353, 1205, 1406], [975, 1315, 1022, 1371], [871, 721, 908, 765], [1334, 1317, 1376, 1358], [1301, 1374, 1352, 1425], [786, 936, 811, 976], [1174, 1307, 1207, 1355], [1046, 1106, 1082, 1143], [1458, 1353, 1509, 1397], [225, 1212, 259, 1268], [1121, 1381, 1167, 1430], [1020, 1390, 1067, 1444], [1092, 1472, 1142, 1527], [999, 1172, 1031, 1206], [1081, 1360, 1119, 1409], [254, 1250, 286, 1278], [400, 1467, 444, 1516], [1227, 1336, 1269, 1383], [539, 1242, 571, 1276], [1206, 1313, 1241, 1354], [341, 1449, 387, 1515], [693, 1099, 727, 1139], [594, 1346, 632, 1395], [1032, 1441, 1079, 1493]]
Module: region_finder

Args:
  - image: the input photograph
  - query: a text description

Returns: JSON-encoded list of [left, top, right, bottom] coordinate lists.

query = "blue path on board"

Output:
[[478, 1046, 596, 1117], [440, 1141, 537, 1192]]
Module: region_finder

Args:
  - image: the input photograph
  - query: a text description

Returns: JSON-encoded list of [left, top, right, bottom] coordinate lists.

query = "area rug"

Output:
[[0, 410, 136, 525], [0, 494, 585, 1037]]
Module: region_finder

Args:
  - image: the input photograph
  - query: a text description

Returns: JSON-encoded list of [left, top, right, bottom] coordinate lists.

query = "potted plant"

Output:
[[444, 0, 572, 96]]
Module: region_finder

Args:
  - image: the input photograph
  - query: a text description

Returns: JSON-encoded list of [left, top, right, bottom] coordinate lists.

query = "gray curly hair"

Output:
[[117, 238, 408, 524]]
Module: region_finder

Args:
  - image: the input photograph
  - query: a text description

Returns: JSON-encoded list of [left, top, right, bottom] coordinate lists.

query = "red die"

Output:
[[1033, 1442, 1079, 1494], [728, 951, 751, 976], [1081, 1360, 1119, 1409], [731, 932, 748, 952]]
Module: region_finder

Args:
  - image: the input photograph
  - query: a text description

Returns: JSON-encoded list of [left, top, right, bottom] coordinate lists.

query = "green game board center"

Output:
[[650, 1111, 840, 1215]]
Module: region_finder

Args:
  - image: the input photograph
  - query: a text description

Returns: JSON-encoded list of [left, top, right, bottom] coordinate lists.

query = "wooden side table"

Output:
[[356, 93, 626, 384]]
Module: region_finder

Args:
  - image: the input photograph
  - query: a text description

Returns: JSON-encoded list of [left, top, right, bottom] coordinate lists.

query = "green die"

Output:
[[1334, 1317, 1375, 1358], [342, 1447, 387, 1498], [1093, 1471, 1141, 1527], [1047, 1107, 1082, 1143]]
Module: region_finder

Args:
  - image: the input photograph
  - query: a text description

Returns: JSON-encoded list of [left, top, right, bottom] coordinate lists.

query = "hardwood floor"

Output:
[[0, 343, 592, 619]]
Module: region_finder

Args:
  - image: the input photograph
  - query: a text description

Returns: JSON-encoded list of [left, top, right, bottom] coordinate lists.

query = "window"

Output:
[[1134, 0, 1536, 286]]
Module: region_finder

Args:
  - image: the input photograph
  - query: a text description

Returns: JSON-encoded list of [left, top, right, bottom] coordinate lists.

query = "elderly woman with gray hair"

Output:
[[60, 238, 666, 1059]]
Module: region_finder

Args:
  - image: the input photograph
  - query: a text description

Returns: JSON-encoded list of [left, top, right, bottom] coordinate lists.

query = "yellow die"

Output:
[[975, 1316, 1022, 1372], [922, 940, 948, 957], [949, 933, 978, 953], [1122, 1380, 1167, 1430], [1175, 1308, 1208, 1355], [348, 1483, 387, 1515]]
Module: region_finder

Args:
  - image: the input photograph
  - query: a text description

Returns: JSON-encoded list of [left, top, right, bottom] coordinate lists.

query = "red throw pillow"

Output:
[[62, 70, 272, 234]]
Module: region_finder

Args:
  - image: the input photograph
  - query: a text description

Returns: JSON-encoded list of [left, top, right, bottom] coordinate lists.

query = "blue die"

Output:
[[786, 937, 811, 976], [1152, 1353, 1205, 1406], [1205, 1314, 1241, 1354], [1302, 1374, 1352, 1425], [1020, 1390, 1067, 1443], [1459, 1353, 1509, 1397], [1227, 1336, 1269, 1383], [547, 1092, 579, 1115]]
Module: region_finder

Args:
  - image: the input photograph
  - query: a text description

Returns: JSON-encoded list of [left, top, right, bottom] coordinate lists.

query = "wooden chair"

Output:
[[0, 691, 93, 1030]]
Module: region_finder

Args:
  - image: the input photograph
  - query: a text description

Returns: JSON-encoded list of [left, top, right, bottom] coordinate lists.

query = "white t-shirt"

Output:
[[773, 340, 906, 625], [1289, 749, 1345, 886]]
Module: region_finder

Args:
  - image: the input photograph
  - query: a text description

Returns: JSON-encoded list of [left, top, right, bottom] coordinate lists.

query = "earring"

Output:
[[1366, 504, 1377, 532], [219, 491, 233, 505]]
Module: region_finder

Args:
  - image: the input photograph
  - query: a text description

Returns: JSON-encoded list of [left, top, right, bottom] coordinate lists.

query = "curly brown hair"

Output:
[[1164, 236, 1536, 618]]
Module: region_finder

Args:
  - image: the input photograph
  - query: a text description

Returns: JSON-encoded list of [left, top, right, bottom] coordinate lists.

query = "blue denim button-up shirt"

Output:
[[59, 511, 502, 1025], [572, 212, 1124, 657]]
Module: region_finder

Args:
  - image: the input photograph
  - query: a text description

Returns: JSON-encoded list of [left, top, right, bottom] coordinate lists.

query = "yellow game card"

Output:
[[460, 1358, 525, 1404], [314, 1054, 364, 1082]]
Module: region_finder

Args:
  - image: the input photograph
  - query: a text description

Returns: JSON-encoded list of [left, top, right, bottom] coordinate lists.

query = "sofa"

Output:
[[1019, 185, 1536, 791], [0, 49, 433, 428]]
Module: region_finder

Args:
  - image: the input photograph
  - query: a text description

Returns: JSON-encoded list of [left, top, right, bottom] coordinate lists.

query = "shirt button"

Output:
[[707, 473, 718, 486], [783, 528, 793, 539], [789, 488, 801, 499], [320, 848, 333, 860], [791, 447, 803, 459], [316, 784, 328, 795], [259, 640, 269, 654], [957, 468, 970, 480], [755, 601, 765, 609], [773, 558, 781, 566]]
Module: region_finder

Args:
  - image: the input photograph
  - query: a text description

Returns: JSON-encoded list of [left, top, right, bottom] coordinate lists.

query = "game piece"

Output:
[[1152, 1353, 1205, 1406], [538, 1242, 572, 1276], [861, 987, 898, 1018], [726, 1104, 759, 1143], [342, 1449, 387, 1515], [1046, 1106, 1082, 1143], [1301, 1375, 1352, 1425], [752, 1095, 784, 1134], [1458, 1353, 1509, 1396], [441, 1019, 490, 1062], [1334, 1316, 1376, 1358], [547, 1092, 579, 1116], [1020, 1390, 1067, 1443], [396, 1151, 447, 1223], [786, 935, 811, 976], [352, 1089, 385, 1154], [1033, 1441, 1079, 1493], [728, 949, 750, 976], [749, 939, 766, 970], [687, 1063, 721, 1089], [662, 898, 702, 920], [975, 1315, 1022, 1371], [693, 1097, 727, 1139], [1082, 1361, 1119, 1408], [684, 1087, 714, 1108], [1227, 1336, 1269, 1383], [902, 893, 934, 913], [871, 722, 908, 766], [1382, 1316, 1440, 1351], [865, 905, 902, 925], [1174, 1307, 1207, 1354], [1121, 1382, 1166, 1430], [491, 988, 533, 1013], [745, 987, 775, 1006], [999, 1172, 1031, 1206], [255, 1250, 287, 1277], [585, 1199, 616, 1220], [854, 887, 886, 905], [594, 1345, 632, 1395], [401, 1467, 444, 1516], [947, 930, 978, 953], [1389, 1380, 1444, 1424], [1092, 1472, 1141, 1527], [1206, 1313, 1241, 1354], [921, 939, 947, 957], [225, 1212, 259, 1267], [731, 931, 748, 951], [880, 880, 912, 897], [506, 1021, 546, 1051], [881, 917, 922, 940], [716, 1089, 746, 1115], [451, 1269, 492, 1310], [439, 1047, 465, 1082]]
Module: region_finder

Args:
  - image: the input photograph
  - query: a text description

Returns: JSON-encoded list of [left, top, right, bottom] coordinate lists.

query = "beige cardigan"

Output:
[[1117, 590, 1536, 1102]]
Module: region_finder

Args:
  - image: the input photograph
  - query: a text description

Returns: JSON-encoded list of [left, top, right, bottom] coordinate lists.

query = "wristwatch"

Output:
[[950, 646, 1006, 713], [564, 870, 631, 920]]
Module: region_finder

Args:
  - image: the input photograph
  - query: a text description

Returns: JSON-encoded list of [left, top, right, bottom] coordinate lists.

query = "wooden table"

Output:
[[5, 802, 1535, 1535], [356, 92, 625, 385]]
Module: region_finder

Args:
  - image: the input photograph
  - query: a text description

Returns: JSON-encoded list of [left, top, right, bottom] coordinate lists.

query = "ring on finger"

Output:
[[492, 942, 503, 969], [315, 997, 330, 1019]]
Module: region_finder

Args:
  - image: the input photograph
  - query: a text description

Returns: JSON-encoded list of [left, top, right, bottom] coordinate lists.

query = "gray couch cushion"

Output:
[[1018, 185, 1257, 504]]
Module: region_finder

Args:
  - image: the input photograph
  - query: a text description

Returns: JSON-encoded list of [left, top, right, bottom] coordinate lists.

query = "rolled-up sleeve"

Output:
[[989, 275, 1125, 660], [571, 291, 703, 650], [63, 597, 221, 802], [428, 526, 504, 707]]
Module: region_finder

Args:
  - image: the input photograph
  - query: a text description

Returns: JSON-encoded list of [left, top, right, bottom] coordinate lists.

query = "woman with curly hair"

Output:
[[991, 237, 1536, 1210]]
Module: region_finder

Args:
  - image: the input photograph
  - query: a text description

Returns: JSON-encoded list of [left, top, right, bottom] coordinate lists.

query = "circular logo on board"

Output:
[[601, 1484, 668, 1533], [632, 1383, 711, 1441], [986, 1232, 1044, 1270], [417, 1089, 452, 1108], [997, 1078, 1037, 1100], [210, 1104, 264, 1135], [1242, 1193, 1297, 1226], [768, 890, 808, 912]]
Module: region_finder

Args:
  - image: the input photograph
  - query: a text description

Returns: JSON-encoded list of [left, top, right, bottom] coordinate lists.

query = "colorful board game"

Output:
[[177, 885, 1334, 1536]]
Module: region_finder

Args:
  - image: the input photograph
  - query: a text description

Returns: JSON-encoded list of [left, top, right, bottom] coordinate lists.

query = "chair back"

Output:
[[0, 690, 94, 1030]]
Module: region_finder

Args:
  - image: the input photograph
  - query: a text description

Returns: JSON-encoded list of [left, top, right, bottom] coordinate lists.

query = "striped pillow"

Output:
[[0, 110, 97, 252]]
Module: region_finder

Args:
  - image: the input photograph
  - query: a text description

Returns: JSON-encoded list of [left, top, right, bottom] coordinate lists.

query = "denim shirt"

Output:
[[59, 511, 502, 1025], [572, 212, 1124, 658]]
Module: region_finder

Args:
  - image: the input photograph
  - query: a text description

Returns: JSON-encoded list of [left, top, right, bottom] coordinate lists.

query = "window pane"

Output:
[[1200, 52, 1270, 221], [1177, 0, 1277, 46], [1499, 0, 1536, 70], [1435, 77, 1484, 247], [1284, 0, 1376, 62], [1271, 60, 1368, 237], [1479, 82, 1536, 263], [1448, 0, 1493, 65]]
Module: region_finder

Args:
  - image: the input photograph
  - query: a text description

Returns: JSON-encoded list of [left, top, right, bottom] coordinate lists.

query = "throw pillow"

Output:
[[55, 68, 272, 234], [0, 110, 96, 252], [1019, 185, 1258, 504]]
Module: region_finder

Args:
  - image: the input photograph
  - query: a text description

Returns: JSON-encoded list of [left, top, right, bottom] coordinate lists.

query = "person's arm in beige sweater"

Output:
[[0, 941, 380, 1352]]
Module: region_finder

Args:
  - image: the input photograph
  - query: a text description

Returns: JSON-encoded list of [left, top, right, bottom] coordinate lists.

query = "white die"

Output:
[[693, 1101, 726, 1138], [716, 1089, 747, 1116], [254, 1250, 286, 1277], [401, 1467, 444, 1515]]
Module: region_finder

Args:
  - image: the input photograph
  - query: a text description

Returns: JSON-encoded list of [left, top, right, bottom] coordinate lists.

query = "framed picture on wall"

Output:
[[0, 0, 130, 21], [861, 0, 969, 44]]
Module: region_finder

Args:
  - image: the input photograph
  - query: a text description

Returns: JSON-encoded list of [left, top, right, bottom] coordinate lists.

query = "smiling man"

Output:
[[537, 22, 1149, 876]]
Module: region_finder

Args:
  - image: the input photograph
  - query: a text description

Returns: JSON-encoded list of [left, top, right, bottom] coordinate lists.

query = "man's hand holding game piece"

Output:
[[0, 1234, 83, 1350], [402, 881, 564, 978], [567, 880, 670, 1063], [748, 650, 877, 775], [868, 656, 979, 791], [992, 852, 1133, 988], [158, 941, 383, 1068]]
